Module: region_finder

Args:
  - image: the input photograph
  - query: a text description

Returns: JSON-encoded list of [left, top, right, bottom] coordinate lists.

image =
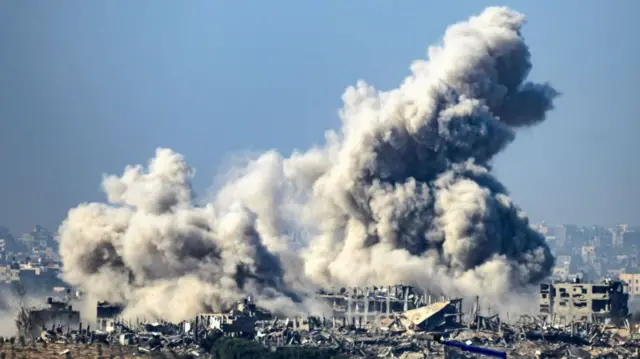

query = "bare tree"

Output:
[[12, 283, 33, 341]]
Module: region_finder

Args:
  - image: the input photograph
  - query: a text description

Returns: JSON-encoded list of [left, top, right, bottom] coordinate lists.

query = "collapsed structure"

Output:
[[539, 278, 629, 324], [16, 297, 80, 339], [316, 285, 463, 330], [97, 301, 124, 332], [18, 294, 639, 358], [320, 286, 424, 318], [93, 285, 464, 341], [6, 281, 637, 358], [196, 298, 271, 338]]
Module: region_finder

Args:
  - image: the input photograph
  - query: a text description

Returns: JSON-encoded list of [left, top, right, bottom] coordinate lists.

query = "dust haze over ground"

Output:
[[0, 290, 47, 337], [0, 290, 17, 337], [57, 6, 558, 323]]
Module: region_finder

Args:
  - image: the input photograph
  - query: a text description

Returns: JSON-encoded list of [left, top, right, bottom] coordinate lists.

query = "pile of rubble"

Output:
[[251, 316, 640, 358], [1, 322, 203, 358], [2, 321, 639, 358], [6, 297, 640, 358]]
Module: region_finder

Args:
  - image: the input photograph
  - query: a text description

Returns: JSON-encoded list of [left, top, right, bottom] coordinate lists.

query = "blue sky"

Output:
[[0, 1, 638, 233]]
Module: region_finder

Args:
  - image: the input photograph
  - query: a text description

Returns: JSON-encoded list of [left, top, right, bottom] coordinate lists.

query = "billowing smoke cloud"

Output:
[[58, 149, 324, 322], [59, 6, 558, 322]]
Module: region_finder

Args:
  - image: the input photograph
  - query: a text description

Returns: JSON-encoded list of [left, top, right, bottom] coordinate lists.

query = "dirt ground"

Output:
[[0, 342, 188, 359]]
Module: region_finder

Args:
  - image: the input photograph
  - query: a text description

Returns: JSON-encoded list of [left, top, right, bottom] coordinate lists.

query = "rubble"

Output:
[[5, 284, 640, 358]]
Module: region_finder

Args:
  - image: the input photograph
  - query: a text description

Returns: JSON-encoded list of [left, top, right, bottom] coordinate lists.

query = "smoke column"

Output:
[[58, 6, 558, 322]]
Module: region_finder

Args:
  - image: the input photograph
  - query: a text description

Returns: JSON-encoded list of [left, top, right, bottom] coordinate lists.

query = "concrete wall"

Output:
[[539, 281, 628, 323]]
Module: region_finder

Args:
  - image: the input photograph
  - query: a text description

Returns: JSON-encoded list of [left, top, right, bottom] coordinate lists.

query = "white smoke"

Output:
[[58, 6, 558, 322]]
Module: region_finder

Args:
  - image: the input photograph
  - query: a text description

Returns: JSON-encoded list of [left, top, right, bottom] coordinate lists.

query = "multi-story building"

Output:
[[612, 225, 629, 249], [0, 264, 20, 283], [551, 255, 572, 280], [539, 278, 629, 324], [619, 273, 640, 296], [551, 225, 567, 248], [581, 246, 597, 263], [622, 230, 640, 251]]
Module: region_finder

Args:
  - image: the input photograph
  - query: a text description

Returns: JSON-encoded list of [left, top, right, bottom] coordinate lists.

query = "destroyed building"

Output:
[[539, 278, 629, 324], [399, 299, 463, 332], [318, 285, 435, 322], [97, 301, 124, 332], [20, 297, 80, 338], [10, 285, 640, 358], [196, 298, 270, 337]]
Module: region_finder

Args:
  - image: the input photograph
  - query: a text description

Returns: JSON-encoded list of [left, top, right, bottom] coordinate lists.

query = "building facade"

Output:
[[619, 273, 640, 296], [539, 279, 629, 324]]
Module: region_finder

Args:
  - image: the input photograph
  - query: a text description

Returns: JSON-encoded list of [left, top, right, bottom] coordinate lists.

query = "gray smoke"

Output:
[[58, 6, 558, 322]]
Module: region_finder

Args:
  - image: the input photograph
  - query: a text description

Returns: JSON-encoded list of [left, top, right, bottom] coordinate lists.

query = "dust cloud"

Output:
[[58, 6, 557, 322]]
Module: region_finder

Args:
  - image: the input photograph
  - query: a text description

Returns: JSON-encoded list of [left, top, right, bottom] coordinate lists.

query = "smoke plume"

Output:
[[58, 6, 557, 322]]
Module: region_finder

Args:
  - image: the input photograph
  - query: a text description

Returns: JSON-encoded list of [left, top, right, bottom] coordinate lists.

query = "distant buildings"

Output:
[[0, 226, 27, 253], [0, 225, 66, 295], [619, 273, 640, 296], [0, 264, 20, 282], [552, 256, 572, 280], [2, 221, 640, 301], [537, 223, 640, 285]]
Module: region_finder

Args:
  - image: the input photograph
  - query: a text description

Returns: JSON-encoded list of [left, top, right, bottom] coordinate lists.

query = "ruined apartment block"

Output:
[[539, 278, 629, 324], [316, 285, 463, 330], [20, 297, 81, 339], [318, 285, 422, 322]]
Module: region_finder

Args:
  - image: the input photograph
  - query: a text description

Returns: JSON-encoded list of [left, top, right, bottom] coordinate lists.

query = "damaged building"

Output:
[[196, 298, 271, 337], [20, 297, 80, 339], [97, 301, 124, 332], [539, 278, 629, 324], [13, 284, 640, 358], [399, 299, 463, 332], [317, 285, 440, 324]]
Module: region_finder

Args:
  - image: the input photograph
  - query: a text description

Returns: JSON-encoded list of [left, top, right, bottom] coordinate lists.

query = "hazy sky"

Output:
[[0, 1, 638, 234]]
